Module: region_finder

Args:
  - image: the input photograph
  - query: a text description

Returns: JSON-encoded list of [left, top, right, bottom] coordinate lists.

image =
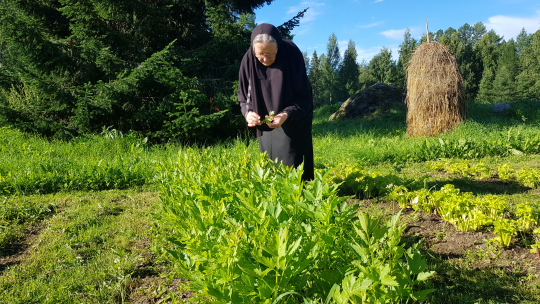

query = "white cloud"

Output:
[[485, 11, 540, 40], [373, 0, 384, 3], [380, 28, 408, 40], [357, 21, 383, 28], [356, 45, 400, 63], [338, 40, 349, 57]]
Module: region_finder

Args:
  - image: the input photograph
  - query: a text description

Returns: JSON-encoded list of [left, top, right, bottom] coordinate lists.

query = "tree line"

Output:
[[1, 1, 539, 142], [0, 0, 305, 142], [305, 23, 540, 107]]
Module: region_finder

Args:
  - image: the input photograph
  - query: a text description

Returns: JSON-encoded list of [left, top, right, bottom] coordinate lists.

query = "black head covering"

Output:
[[238, 23, 313, 136]]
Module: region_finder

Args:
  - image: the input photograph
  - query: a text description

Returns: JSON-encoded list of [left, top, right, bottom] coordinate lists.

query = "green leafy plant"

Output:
[[262, 111, 276, 124], [155, 145, 434, 303], [515, 202, 540, 231], [516, 167, 540, 188], [492, 218, 518, 247], [331, 213, 435, 303]]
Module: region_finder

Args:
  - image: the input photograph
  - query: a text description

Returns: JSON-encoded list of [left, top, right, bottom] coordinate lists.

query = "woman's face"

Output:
[[254, 42, 278, 66]]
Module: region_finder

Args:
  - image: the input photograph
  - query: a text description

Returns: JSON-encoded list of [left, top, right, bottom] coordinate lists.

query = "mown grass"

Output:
[[1, 99, 540, 303], [0, 189, 183, 303]]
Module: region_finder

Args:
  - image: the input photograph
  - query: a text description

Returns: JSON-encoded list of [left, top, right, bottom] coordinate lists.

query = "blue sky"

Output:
[[254, 0, 540, 63]]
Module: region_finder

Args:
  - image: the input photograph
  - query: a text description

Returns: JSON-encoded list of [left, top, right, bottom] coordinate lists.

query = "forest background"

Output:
[[0, 0, 539, 143]]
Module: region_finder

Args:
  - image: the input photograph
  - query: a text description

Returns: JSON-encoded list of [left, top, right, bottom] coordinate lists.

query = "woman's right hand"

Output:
[[246, 111, 262, 127]]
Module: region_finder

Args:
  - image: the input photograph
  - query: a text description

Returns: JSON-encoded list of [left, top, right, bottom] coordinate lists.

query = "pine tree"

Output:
[[396, 28, 418, 88], [308, 51, 322, 106], [318, 33, 341, 106], [358, 60, 376, 91], [516, 28, 532, 54], [302, 51, 311, 74], [326, 33, 341, 71], [516, 30, 540, 100], [368, 47, 396, 85], [476, 30, 503, 102], [492, 39, 520, 101], [319, 53, 336, 106], [338, 40, 360, 98]]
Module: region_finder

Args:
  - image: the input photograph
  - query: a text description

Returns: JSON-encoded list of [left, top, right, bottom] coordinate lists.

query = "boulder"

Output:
[[492, 103, 511, 113], [329, 83, 404, 121]]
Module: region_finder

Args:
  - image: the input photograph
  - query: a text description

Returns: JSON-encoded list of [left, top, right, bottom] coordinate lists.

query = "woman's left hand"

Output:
[[267, 112, 288, 129]]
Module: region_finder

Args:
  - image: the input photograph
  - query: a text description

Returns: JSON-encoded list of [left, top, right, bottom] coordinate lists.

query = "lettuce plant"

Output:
[[492, 219, 517, 247]]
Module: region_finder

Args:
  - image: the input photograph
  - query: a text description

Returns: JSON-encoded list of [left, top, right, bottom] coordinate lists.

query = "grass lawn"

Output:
[[1, 99, 540, 303]]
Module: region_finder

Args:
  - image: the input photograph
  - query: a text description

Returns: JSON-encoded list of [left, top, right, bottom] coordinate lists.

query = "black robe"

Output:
[[237, 24, 314, 181]]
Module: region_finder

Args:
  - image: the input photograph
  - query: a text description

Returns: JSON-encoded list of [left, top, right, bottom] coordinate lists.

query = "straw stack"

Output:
[[405, 40, 466, 137]]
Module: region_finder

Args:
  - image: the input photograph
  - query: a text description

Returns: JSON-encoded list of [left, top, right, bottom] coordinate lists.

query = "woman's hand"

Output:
[[245, 111, 262, 127], [267, 112, 288, 129]]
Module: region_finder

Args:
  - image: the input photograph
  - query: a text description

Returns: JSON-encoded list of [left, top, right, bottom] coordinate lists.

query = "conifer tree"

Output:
[[338, 40, 360, 98], [318, 33, 341, 105], [516, 30, 540, 100], [396, 28, 418, 88], [302, 51, 311, 74], [358, 60, 376, 91], [368, 47, 396, 85], [319, 53, 336, 106], [476, 30, 503, 102], [492, 39, 520, 101], [326, 33, 342, 71], [516, 28, 532, 54], [308, 51, 323, 106], [0, 0, 284, 140]]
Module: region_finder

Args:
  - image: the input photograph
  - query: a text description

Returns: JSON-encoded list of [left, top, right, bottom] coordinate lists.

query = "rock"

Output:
[[492, 103, 511, 113], [329, 83, 404, 121]]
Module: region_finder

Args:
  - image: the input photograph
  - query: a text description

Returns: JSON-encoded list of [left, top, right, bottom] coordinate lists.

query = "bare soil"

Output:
[[355, 199, 540, 277]]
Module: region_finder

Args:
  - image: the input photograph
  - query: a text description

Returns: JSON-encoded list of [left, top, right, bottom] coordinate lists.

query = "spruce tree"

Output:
[[358, 60, 376, 91], [302, 51, 311, 74], [326, 33, 342, 71], [318, 33, 341, 105], [368, 47, 396, 85], [338, 40, 360, 98], [492, 39, 520, 101], [319, 53, 336, 106], [516, 30, 540, 100], [476, 30, 503, 102], [396, 28, 418, 88], [516, 28, 532, 54], [308, 51, 322, 107], [0, 0, 281, 140]]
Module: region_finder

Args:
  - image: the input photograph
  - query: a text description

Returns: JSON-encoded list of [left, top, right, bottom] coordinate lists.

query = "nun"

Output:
[[238, 23, 314, 181]]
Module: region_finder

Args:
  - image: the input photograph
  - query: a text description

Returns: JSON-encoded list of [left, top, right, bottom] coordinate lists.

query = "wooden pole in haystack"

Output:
[[405, 20, 466, 137]]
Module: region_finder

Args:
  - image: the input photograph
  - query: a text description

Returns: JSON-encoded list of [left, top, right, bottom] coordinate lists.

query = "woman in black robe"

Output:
[[238, 23, 314, 181]]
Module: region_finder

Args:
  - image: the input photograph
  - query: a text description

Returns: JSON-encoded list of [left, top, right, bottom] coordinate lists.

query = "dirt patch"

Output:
[[127, 240, 192, 303], [355, 200, 540, 276], [0, 223, 45, 273]]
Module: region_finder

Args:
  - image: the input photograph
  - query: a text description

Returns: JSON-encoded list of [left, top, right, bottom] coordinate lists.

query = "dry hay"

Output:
[[405, 41, 465, 137]]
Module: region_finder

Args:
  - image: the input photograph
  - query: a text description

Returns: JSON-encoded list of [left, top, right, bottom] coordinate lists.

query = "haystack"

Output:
[[405, 39, 465, 137]]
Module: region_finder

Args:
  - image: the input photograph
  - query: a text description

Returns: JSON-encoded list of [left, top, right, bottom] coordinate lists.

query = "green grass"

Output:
[[0, 189, 174, 303], [1, 99, 540, 303], [312, 100, 540, 167]]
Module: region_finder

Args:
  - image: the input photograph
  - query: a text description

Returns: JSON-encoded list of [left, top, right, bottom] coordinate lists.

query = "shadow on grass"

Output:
[[312, 104, 408, 138], [424, 177, 532, 195], [467, 100, 540, 128], [420, 252, 533, 304], [400, 234, 533, 303]]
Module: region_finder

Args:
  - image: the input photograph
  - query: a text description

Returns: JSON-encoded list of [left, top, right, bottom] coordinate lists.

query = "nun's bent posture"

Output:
[[238, 23, 314, 181]]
